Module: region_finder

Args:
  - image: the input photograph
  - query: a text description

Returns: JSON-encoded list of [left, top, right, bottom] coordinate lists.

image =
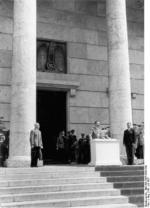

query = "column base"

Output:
[[6, 156, 31, 167]]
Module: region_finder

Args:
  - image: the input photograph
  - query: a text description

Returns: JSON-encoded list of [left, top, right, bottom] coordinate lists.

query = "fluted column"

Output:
[[106, 0, 132, 156], [7, 0, 36, 167]]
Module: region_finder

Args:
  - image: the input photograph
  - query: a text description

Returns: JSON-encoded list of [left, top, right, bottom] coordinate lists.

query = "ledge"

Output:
[[37, 72, 80, 91]]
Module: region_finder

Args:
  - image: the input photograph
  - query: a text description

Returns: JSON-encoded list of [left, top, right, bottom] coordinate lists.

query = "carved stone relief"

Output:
[[37, 40, 67, 73]]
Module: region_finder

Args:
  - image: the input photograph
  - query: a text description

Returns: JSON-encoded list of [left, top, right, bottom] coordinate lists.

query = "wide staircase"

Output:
[[0, 165, 144, 208]]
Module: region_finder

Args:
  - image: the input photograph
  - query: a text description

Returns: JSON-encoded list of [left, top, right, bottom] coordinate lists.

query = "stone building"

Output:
[[0, 0, 144, 167]]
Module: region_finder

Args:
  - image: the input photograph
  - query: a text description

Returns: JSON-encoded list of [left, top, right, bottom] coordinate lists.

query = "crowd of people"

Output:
[[0, 120, 144, 167], [56, 130, 90, 164], [29, 124, 91, 167], [29, 120, 144, 167]]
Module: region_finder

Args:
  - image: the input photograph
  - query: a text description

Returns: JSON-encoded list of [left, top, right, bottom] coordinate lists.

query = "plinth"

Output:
[[89, 138, 122, 166]]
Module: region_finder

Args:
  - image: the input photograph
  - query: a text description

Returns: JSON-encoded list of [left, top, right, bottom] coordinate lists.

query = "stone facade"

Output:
[[0, 0, 144, 163]]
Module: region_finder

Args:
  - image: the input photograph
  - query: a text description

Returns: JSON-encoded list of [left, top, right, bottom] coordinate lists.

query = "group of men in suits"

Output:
[[30, 121, 144, 167], [56, 130, 90, 164], [56, 129, 77, 163], [123, 122, 144, 165]]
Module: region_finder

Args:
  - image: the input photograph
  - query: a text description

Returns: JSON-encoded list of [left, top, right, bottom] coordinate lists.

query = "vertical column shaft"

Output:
[[106, 0, 132, 156], [7, 0, 36, 167]]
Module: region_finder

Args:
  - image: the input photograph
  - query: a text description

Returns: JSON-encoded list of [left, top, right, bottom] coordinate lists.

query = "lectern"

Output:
[[89, 138, 122, 166]]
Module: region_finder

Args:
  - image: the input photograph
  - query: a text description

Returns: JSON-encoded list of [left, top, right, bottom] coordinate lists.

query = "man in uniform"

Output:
[[123, 122, 136, 165], [30, 123, 43, 167]]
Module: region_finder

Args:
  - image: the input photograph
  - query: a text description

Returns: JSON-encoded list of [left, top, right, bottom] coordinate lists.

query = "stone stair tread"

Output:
[[0, 195, 129, 207], [120, 187, 144, 190], [99, 169, 144, 172], [129, 194, 144, 197], [0, 184, 144, 192], [100, 171, 144, 175], [0, 170, 96, 176], [0, 166, 95, 173], [0, 176, 105, 182], [0, 188, 121, 198], [128, 194, 144, 200], [73, 204, 137, 208], [113, 181, 143, 185], [0, 173, 100, 180], [114, 181, 144, 184], [96, 165, 144, 170], [100, 170, 144, 176], [107, 175, 144, 178], [128, 194, 144, 204], [137, 204, 145, 207], [0, 182, 113, 189], [96, 165, 144, 167], [107, 175, 144, 181], [0, 177, 107, 187]]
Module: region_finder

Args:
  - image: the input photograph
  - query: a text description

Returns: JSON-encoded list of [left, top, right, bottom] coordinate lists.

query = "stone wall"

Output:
[[37, 0, 109, 136], [127, 5, 144, 125], [0, 0, 13, 129], [0, 0, 144, 137]]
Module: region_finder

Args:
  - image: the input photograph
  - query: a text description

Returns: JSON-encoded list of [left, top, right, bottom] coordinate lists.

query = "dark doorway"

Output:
[[37, 90, 67, 164]]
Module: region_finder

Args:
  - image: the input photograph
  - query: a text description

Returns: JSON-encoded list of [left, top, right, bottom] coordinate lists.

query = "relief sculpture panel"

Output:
[[37, 40, 67, 73]]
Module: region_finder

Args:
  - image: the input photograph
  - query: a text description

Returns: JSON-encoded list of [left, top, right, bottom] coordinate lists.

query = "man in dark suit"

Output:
[[123, 122, 136, 165], [30, 123, 43, 167], [138, 122, 144, 159], [69, 129, 77, 163]]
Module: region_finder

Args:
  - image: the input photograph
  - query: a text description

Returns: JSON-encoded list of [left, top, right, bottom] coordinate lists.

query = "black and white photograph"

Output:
[[0, 0, 147, 207]]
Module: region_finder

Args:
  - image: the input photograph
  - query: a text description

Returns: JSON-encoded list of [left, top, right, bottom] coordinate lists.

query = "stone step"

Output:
[[0, 181, 144, 195], [137, 204, 145, 208], [100, 170, 144, 177], [0, 176, 107, 187], [0, 165, 144, 208], [0, 195, 130, 207], [113, 181, 144, 189], [0, 182, 114, 194], [0, 189, 121, 203], [0, 171, 100, 180], [0, 166, 95, 174], [128, 194, 144, 205], [107, 175, 144, 183], [96, 165, 144, 172], [121, 188, 144, 196], [73, 204, 137, 208]]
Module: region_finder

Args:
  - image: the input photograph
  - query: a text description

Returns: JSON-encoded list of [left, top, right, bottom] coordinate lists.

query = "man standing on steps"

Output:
[[138, 122, 144, 162], [30, 123, 43, 167], [123, 122, 136, 165]]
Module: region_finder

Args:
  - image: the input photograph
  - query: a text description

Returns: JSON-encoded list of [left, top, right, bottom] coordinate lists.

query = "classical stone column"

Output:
[[106, 0, 132, 157], [7, 0, 36, 167]]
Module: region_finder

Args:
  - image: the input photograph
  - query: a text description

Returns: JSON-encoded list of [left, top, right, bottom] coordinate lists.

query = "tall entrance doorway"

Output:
[[37, 90, 67, 164]]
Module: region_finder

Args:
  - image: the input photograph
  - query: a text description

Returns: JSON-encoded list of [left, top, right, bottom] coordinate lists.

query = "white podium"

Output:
[[89, 138, 122, 166]]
